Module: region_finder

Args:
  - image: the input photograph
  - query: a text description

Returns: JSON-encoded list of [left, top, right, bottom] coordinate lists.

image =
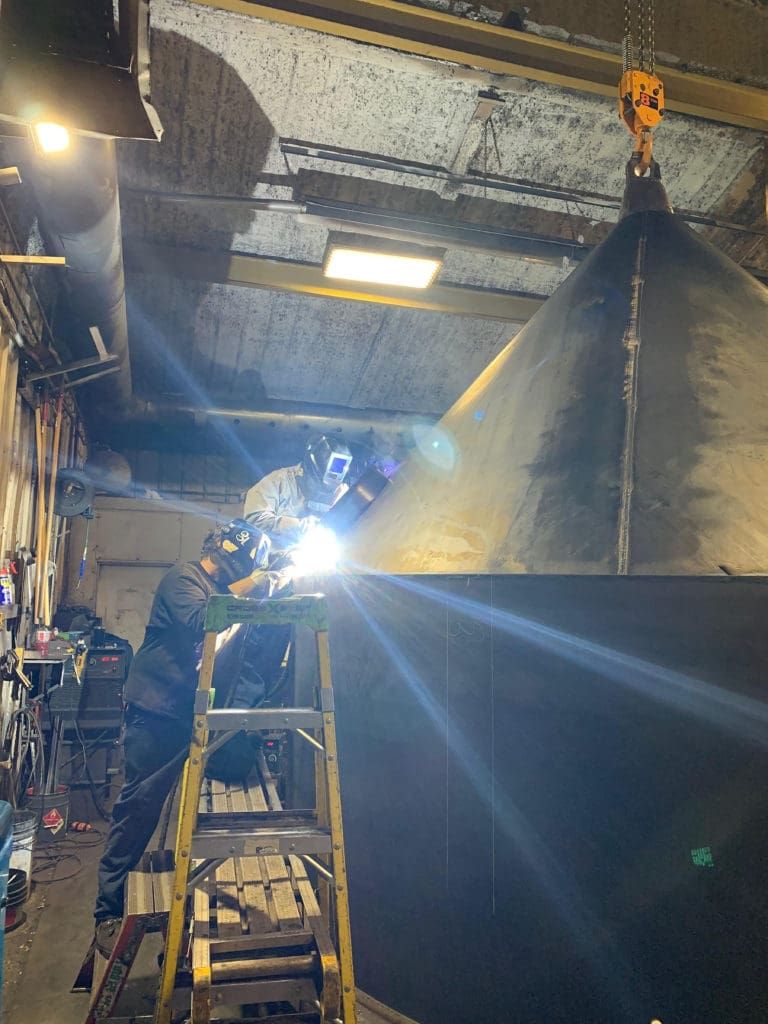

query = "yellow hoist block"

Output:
[[619, 69, 665, 137]]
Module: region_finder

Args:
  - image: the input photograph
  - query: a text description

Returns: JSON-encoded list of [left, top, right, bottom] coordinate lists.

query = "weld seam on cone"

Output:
[[617, 218, 648, 575]]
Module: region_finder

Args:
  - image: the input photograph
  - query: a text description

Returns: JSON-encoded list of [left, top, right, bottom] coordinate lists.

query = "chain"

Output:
[[623, 0, 633, 70], [638, 0, 645, 72], [623, 0, 655, 73]]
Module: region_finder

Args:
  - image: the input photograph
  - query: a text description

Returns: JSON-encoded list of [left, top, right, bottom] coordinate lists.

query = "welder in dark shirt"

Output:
[[93, 519, 289, 954]]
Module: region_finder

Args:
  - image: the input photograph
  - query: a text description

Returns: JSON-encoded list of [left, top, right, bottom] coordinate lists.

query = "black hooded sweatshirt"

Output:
[[122, 561, 226, 721]]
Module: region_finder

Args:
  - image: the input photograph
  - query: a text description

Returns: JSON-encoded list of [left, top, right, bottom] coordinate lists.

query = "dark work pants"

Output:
[[94, 704, 190, 921]]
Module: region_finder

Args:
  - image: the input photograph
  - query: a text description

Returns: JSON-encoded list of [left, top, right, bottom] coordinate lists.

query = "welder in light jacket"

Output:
[[93, 519, 290, 957], [243, 435, 353, 550]]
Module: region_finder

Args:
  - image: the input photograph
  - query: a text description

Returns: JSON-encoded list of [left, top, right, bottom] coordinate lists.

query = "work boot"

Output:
[[95, 917, 122, 958]]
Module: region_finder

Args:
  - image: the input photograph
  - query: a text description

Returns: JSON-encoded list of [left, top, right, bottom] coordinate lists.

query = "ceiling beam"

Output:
[[123, 239, 544, 322], [185, 0, 768, 132]]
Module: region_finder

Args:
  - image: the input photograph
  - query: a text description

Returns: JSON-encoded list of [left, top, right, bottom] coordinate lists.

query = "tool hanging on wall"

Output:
[[619, 0, 664, 175], [42, 391, 64, 627], [33, 398, 47, 624], [32, 391, 67, 626], [76, 510, 93, 591]]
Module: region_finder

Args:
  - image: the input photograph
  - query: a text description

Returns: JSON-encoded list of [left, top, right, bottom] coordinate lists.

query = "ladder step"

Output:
[[196, 809, 318, 829], [192, 819, 332, 858], [205, 708, 323, 732]]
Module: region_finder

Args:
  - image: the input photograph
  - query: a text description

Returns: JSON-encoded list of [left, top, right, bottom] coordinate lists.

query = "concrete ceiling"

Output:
[[114, 0, 768, 461]]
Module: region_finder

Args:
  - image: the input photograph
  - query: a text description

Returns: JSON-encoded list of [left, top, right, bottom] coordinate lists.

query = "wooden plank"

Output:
[[209, 930, 313, 954], [244, 773, 269, 812], [210, 952, 317, 981], [126, 853, 154, 917], [227, 783, 248, 813], [226, 782, 255, 930], [0, 347, 18, 549], [211, 781, 245, 936], [242, 856, 273, 937], [192, 881, 212, 1024], [4, 393, 24, 549], [210, 779, 227, 812], [227, 783, 265, 916], [263, 855, 304, 932], [291, 856, 341, 1021], [215, 860, 244, 938], [151, 849, 175, 915]]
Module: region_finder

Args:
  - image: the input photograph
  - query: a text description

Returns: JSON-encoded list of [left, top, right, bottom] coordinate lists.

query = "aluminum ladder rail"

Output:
[[155, 593, 356, 1024]]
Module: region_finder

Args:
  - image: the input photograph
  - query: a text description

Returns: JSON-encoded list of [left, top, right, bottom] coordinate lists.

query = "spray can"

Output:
[[0, 567, 13, 607]]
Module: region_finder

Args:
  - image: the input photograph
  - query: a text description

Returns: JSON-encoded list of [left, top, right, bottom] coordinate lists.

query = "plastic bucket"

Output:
[[27, 786, 70, 844], [10, 810, 36, 900]]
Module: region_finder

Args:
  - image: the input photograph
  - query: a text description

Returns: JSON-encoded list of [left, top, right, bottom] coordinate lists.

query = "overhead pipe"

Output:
[[280, 139, 768, 242], [122, 187, 589, 267], [129, 397, 433, 437], [22, 136, 132, 406], [123, 179, 768, 282]]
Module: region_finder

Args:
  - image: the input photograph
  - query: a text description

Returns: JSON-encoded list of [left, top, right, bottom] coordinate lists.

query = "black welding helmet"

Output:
[[300, 436, 353, 505], [203, 519, 271, 582]]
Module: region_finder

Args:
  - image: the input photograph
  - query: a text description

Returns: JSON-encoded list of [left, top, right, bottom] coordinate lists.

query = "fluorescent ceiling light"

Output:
[[324, 246, 442, 289], [33, 122, 70, 154]]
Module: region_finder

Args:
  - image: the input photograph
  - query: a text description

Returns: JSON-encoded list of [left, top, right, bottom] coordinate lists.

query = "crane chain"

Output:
[[638, 0, 645, 72], [623, 0, 633, 70], [648, 0, 656, 74], [623, 0, 656, 73]]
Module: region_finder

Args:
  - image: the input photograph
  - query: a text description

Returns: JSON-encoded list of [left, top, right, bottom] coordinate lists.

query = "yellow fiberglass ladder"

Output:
[[81, 593, 356, 1024]]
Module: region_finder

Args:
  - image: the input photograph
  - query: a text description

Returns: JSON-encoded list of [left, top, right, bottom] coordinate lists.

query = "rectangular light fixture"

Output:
[[323, 236, 443, 289]]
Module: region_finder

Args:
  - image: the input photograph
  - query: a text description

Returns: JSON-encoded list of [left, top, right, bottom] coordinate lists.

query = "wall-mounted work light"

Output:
[[0, 0, 161, 142], [33, 122, 70, 155]]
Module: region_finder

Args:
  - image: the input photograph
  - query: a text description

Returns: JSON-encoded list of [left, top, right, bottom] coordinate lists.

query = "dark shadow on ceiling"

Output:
[[120, 29, 274, 413]]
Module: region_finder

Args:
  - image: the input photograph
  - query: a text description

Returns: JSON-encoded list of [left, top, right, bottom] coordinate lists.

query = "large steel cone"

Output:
[[345, 170, 768, 574]]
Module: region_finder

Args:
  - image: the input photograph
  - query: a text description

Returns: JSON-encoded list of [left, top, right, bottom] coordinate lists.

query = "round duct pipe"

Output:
[[126, 397, 433, 443], [22, 136, 131, 407]]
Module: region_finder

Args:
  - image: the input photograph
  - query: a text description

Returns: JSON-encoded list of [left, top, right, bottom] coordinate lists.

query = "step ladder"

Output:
[[79, 593, 356, 1024]]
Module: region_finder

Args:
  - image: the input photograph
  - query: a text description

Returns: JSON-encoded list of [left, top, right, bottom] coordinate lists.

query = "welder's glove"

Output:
[[299, 515, 320, 534], [228, 567, 294, 598], [268, 549, 294, 572]]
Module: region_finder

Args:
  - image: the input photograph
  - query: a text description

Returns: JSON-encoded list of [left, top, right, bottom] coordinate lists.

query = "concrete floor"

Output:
[[4, 787, 164, 1024]]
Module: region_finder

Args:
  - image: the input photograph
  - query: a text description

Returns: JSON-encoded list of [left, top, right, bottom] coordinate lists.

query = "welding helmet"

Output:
[[203, 519, 271, 583], [301, 436, 353, 504]]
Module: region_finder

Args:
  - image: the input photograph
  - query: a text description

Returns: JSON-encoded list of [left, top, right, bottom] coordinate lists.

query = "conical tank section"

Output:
[[345, 176, 768, 575]]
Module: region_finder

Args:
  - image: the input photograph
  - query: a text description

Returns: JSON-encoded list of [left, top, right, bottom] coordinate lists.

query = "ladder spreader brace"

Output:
[[150, 592, 356, 1024]]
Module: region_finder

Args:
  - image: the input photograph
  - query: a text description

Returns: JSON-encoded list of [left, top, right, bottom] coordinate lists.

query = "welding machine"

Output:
[[79, 644, 129, 729]]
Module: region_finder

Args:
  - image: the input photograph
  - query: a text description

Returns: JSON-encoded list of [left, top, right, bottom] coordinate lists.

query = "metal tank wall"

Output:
[[324, 574, 768, 1024], [316, 173, 768, 1022]]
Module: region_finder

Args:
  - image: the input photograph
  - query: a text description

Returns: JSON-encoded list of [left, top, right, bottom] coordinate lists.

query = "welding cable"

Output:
[[7, 706, 46, 808], [72, 719, 112, 821], [32, 828, 105, 884], [156, 776, 180, 850], [56, 729, 111, 773], [32, 848, 83, 883]]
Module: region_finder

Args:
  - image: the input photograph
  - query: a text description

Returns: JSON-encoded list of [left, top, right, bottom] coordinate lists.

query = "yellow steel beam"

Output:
[[185, 0, 768, 132], [124, 239, 543, 322]]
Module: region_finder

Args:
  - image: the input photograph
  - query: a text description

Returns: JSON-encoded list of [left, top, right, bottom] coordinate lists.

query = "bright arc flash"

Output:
[[291, 525, 340, 577], [34, 122, 70, 154]]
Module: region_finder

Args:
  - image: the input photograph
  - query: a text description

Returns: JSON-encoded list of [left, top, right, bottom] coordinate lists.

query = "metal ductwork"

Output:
[[98, 398, 436, 457], [0, 0, 162, 409], [23, 137, 132, 406], [344, 167, 768, 575]]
